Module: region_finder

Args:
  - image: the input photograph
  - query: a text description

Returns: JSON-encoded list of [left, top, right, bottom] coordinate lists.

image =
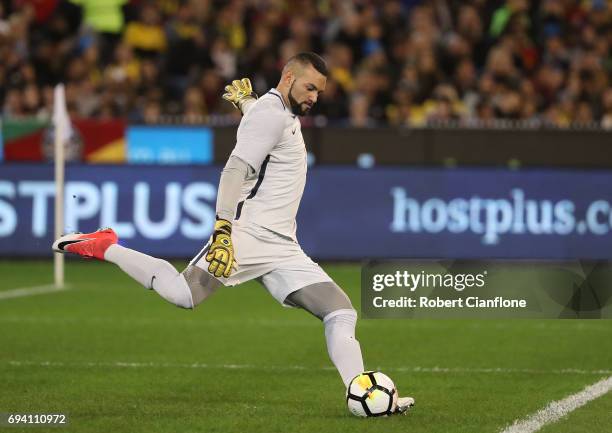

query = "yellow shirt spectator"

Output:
[[124, 22, 167, 53]]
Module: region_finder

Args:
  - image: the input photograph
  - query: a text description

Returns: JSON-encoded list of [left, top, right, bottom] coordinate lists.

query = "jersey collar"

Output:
[[268, 88, 287, 111]]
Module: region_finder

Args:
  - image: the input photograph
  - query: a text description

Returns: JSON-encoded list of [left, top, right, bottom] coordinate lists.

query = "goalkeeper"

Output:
[[53, 52, 414, 414]]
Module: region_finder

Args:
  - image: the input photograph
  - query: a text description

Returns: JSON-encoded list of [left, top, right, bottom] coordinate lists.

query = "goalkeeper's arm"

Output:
[[209, 97, 283, 278], [205, 155, 256, 277], [216, 155, 256, 221]]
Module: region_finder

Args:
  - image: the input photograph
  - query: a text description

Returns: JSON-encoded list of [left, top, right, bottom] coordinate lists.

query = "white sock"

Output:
[[323, 308, 364, 387], [104, 244, 194, 309]]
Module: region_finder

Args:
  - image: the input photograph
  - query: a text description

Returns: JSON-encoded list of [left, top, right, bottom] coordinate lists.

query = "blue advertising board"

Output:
[[126, 126, 213, 164], [1, 164, 612, 259]]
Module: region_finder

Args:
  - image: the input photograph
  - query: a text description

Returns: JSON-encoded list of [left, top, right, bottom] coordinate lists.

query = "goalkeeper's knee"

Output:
[[285, 281, 353, 320], [149, 259, 194, 309]]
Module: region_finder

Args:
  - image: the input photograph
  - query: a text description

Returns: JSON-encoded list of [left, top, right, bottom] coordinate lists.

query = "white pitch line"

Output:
[[500, 375, 612, 433], [0, 316, 609, 333], [3, 360, 611, 376], [391, 366, 612, 376], [0, 284, 69, 301], [0, 316, 322, 327]]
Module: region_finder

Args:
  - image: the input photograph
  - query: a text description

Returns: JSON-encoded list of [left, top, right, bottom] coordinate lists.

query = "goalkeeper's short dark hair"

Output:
[[288, 52, 329, 77]]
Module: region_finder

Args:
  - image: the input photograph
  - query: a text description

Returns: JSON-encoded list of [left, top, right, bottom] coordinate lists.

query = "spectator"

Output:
[[70, 0, 127, 63], [104, 42, 139, 85], [141, 99, 161, 124], [164, 2, 210, 84], [3, 88, 24, 117], [123, 3, 166, 57], [183, 85, 205, 124]]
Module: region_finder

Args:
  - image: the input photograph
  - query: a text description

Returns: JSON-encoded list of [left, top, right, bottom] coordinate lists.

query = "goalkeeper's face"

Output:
[[288, 65, 326, 116]]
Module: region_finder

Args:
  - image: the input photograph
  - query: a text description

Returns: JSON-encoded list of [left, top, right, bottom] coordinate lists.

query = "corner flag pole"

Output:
[[53, 84, 69, 288]]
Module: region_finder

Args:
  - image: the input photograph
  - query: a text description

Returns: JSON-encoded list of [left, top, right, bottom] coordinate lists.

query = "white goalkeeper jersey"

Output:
[[230, 88, 306, 241]]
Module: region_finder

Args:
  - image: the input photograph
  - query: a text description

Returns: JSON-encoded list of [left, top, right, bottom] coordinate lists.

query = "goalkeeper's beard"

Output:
[[288, 81, 311, 116]]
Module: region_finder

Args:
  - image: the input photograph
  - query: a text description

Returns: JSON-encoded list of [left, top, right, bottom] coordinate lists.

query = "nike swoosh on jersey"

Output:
[[57, 239, 90, 250], [292, 128, 297, 134]]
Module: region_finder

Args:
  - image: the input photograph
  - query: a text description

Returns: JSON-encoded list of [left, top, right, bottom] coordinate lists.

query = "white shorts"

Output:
[[190, 222, 333, 305]]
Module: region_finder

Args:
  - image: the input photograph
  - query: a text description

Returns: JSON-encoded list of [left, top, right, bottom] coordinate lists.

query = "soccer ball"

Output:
[[346, 371, 398, 417]]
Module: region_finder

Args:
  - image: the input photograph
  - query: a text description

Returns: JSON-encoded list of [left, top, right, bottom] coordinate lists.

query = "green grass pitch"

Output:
[[1, 260, 611, 433]]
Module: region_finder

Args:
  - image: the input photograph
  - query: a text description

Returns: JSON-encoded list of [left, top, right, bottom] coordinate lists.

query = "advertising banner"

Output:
[[126, 127, 213, 164], [1, 164, 612, 259]]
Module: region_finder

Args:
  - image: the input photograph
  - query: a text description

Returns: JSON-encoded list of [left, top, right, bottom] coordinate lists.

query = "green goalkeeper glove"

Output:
[[205, 219, 235, 278], [222, 78, 258, 113]]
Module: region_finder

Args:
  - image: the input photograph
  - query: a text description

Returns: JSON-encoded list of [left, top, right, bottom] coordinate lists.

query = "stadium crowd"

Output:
[[1, 0, 611, 128]]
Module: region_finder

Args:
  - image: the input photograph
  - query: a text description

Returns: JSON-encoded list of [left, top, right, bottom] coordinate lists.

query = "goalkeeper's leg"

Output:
[[104, 244, 214, 309], [285, 282, 364, 387], [52, 229, 219, 308], [286, 281, 415, 413], [105, 245, 221, 308]]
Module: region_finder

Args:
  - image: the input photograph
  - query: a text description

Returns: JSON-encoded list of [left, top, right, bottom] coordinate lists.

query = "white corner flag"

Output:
[[53, 84, 71, 288]]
